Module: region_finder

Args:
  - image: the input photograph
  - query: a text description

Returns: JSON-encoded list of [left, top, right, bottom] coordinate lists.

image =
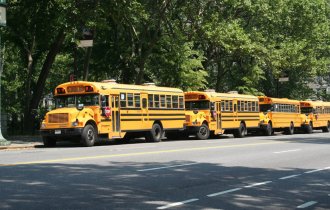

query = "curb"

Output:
[[0, 143, 42, 150]]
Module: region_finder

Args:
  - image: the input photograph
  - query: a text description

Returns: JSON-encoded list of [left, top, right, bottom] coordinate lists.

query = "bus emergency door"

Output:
[[111, 95, 121, 137]]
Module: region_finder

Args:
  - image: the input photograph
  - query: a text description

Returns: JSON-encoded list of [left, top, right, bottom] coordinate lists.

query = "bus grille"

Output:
[[48, 113, 68, 123]]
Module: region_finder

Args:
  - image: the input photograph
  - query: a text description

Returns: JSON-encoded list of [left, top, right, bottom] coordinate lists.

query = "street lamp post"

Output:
[[0, 0, 10, 146]]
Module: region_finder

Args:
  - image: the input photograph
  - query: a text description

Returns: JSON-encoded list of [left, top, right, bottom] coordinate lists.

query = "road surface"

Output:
[[0, 132, 329, 209]]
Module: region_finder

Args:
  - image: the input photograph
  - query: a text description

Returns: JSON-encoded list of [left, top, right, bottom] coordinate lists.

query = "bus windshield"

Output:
[[301, 107, 313, 114], [55, 94, 99, 108], [259, 104, 273, 112], [185, 101, 210, 110]]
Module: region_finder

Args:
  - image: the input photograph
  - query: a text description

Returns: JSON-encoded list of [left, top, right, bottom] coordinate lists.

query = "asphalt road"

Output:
[[0, 132, 329, 210]]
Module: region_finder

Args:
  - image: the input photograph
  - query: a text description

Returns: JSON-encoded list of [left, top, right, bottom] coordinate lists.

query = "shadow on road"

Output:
[[0, 160, 329, 209]]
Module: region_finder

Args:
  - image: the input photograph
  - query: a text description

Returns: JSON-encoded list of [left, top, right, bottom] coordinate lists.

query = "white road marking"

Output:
[[297, 201, 318, 208], [137, 163, 199, 172], [273, 149, 301, 154], [207, 188, 242, 197], [279, 174, 301, 180], [304, 167, 330, 174], [244, 181, 272, 188], [157, 198, 199, 209]]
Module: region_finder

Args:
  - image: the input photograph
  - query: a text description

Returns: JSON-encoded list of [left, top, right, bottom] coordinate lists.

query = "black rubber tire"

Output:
[[146, 123, 163, 142], [264, 122, 273, 136], [81, 124, 96, 147], [43, 136, 56, 147], [233, 123, 246, 138], [304, 122, 313, 134], [196, 124, 210, 140], [286, 122, 294, 135], [322, 122, 330, 133]]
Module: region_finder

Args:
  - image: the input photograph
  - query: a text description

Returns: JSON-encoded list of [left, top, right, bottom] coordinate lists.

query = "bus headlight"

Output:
[[72, 121, 78, 126], [41, 123, 46, 129]]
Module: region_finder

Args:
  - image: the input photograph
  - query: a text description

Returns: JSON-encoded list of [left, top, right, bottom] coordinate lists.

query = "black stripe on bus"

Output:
[[149, 108, 184, 111], [221, 119, 259, 121], [121, 114, 143, 116], [121, 128, 183, 132], [148, 118, 185, 120], [149, 114, 185, 116], [101, 119, 111, 122], [121, 119, 142, 122]]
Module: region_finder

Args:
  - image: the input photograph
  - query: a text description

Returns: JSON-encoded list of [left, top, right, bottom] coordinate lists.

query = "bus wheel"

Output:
[[43, 137, 56, 147], [196, 124, 210, 140], [264, 123, 273, 136], [286, 122, 294, 135], [234, 123, 246, 138], [146, 123, 163, 142], [81, 124, 96, 147], [305, 122, 313, 134], [322, 122, 330, 133]]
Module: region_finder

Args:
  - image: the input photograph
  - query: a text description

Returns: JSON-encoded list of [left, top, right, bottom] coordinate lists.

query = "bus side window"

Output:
[[120, 93, 126, 107], [142, 98, 147, 109], [134, 94, 140, 108]]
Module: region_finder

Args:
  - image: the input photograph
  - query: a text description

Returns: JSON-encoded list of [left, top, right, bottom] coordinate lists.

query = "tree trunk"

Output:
[[24, 29, 66, 133], [83, 47, 93, 81]]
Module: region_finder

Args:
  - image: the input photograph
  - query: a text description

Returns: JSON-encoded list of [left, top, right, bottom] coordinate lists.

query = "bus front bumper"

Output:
[[40, 128, 83, 137]]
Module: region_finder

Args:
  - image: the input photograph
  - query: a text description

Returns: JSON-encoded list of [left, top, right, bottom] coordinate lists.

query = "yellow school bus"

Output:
[[258, 96, 310, 135], [40, 80, 185, 147], [300, 101, 330, 132], [183, 91, 261, 139]]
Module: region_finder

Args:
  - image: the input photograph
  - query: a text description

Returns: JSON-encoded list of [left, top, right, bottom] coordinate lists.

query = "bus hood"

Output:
[[45, 107, 96, 125]]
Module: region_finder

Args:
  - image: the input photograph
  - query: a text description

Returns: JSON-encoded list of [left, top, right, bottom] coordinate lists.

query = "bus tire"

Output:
[[196, 124, 210, 140], [146, 123, 163, 142], [286, 122, 294, 135], [264, 122, 273, 136], [322, 122, 330, 133], [305, 122, 313, 134], [43, 136, 56, 147], [81, 124, 96, 147], [234, 123, 246, 138]]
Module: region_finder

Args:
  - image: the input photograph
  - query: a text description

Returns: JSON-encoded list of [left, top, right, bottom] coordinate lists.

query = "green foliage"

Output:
[[1, 0, 330, 134]]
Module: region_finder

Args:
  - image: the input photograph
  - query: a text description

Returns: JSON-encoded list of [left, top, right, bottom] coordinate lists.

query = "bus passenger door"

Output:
[[110, 95, 121, 138], [216, 101, 222, 131], [141, 93, 148, 125]]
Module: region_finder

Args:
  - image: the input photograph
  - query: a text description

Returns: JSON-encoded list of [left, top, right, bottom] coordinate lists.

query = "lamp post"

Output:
[[0, 0, 10, 146]]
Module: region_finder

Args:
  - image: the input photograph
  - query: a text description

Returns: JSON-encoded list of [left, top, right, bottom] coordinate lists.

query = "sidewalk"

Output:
[[0, 135, 43, 150]]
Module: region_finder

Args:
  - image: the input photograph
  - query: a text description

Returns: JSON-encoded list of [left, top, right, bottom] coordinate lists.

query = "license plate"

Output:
[[55, 130, 61, 135]]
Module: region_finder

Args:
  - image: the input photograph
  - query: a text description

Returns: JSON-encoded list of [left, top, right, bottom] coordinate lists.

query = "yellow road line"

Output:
[[0, 141, 284, 167]]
